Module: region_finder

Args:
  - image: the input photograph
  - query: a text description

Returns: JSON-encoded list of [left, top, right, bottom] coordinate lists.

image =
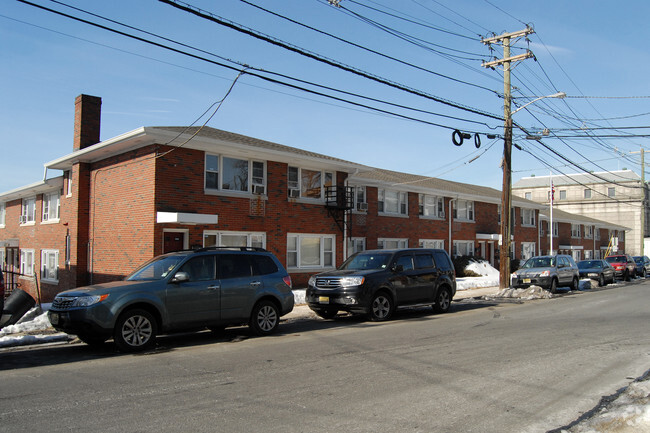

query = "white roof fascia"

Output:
[[0, 177, 64, 202]]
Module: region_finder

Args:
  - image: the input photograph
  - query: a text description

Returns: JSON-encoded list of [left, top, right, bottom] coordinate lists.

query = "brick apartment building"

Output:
[[0, 95, 627, 303]]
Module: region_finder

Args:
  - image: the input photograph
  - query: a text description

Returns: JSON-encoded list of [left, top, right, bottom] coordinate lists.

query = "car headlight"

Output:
[[339, 276, 365, 287], [587, 272, 598, 278], [70, 294, 109, 307], [540, 270, 550, 277], [308, 276, 316, 286]]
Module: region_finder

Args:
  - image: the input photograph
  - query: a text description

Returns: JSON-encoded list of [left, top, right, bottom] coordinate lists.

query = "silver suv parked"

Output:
[[48, 247, 294, 352], [511, 254, 580, 293]]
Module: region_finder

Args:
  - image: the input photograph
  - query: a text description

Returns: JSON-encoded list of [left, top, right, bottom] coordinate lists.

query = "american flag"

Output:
[[551, 181, 555, 202]]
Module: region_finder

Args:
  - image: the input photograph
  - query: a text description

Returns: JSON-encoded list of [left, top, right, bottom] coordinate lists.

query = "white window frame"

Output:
[[203, 230, 266, 249], [453, 200, 475, 222], [20, 249, 35, 277], [584, 189, 592, 199], [377, 238, 408, 250], [21, 197, 36, 225], [419, 239, 444, 249], [553, 221, 559, 237], [0, 201, 5, 227], [585, 225, 594, 239], [41, 249, 59, 283], [419, 194, 445, 219], [453, 241, 474, 257], [351, 185, 367, 212], [571, 224, 581, 238], [521, 242, 536, 260], [525, 192, 532, 200], [572, 250, 582, 261], [42, 192, 61, 223], [204, 153, 266, 195], [559, 190, 567, 200], [595, 228, 601, 240], [608, 187, 616, 198], [287, 166, 334, 201], [521, 208, 535, 227], [584, 250, 593, 259], [348, 237, 366, 257], [287, 233, 335, 270], [378, 189, 408, 216]]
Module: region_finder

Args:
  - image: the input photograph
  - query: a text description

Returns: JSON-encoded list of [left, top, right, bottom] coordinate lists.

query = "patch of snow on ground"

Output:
[[487, 286, 554, 300], [457, 260, 500, 291]]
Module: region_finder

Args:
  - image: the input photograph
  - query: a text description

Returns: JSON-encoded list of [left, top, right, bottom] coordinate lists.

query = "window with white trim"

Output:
[[348, 237, 366, 257], [571, 224, 581, 238], [521, 208, 535, 227], [608, 187, 615, 198], [419, 239, 444, 249], [20, 197, 36, 224], [20, 249, 34, 276], [521, 242, 536, 260], [378, 189, 407, 215], [572, 250, 581, 261], [559, 190, 567, 200], [287, 234, 335, 269], [42, 192, 60, 222], [287, 166, 333, 200], [453, 200, 474, 221], [0, 201, 5, 227], [203, 231, 265, 249], [66, 170, 73, 197], [352, 186, 367, 211], [595, 228, 601, 240], [377, 238, 408, 249], [453, 241, 474, 257], [419, 194, 444, 218], [41, 249, 59, 283], [585, 225, 594, 239], [525, 192, 532, 200], [584, 189, 592, 199], [584, 250, 593, 259], [204, 153, 266, 194], [553, 222, 559, 237]]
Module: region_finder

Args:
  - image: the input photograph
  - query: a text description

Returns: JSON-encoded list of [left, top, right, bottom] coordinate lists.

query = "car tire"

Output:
[[549, 278, 558, 294], [368, 291, 393, 322], [314, 308, 338, 320], [114, 309, 157, 353], [433, 287, 452, 314], [249, 300, 280, 336], [571, 277, 579, 291], [598, 274, 605, 287], [643, 268, 647, 278], [77, 333, 108, 347], [624, 270, 630, 282]]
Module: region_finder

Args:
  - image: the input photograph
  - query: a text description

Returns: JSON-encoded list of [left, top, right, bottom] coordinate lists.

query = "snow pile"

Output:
[[562, 377, 650, 433], [486, 286, 554, 300], [456, 260, 500, 291], [0, 306, 71, 348], [466, 260, 501, 278]]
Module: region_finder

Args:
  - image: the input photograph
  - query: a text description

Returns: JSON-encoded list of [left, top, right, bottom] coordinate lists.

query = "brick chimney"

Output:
[[73, 94, 102, 151]]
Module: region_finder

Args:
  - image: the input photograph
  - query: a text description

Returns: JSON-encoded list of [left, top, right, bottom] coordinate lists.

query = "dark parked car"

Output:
[[48, 247, 294, 352], [577, 259, 615, 287], [605, 254, 636, 281], [306, 248, 456, 321], [632, 256, 650, 278], [510, 255, 580, 293]]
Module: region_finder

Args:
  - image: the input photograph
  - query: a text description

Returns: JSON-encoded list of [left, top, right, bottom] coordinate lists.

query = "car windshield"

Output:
[[521, 257, 554, 268], [340, 253, 392, 270], [127, 255, 186, 281], [633, 257, 643, 263], [605, 256, 624, 264], [578, 260, 602, 269]]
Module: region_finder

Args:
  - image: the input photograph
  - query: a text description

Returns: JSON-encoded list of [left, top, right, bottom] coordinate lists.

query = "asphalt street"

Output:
[[1, 280, 648, 432]]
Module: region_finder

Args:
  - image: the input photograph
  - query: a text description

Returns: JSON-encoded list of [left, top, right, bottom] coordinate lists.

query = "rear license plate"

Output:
[[50, 312, 59, 325], [523, 278, 531, 284], [318, 296, 329, 304]]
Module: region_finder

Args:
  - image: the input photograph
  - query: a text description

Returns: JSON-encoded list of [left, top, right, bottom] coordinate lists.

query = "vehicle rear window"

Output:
[[218, 254, 252, 279], [605, 256, 624, 263], [250, 255, 278, 276], [433, 251, 453, 271], [414, 254, 434, 269]]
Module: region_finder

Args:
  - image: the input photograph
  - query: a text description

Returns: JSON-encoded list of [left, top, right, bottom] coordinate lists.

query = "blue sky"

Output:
[[2, 0, 650, 193]]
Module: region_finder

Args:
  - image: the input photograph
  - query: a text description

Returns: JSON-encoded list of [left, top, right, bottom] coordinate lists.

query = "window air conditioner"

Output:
[[252, 185, 266, 195], [356, 202, 368, 211], [288, 189, 300, 198]]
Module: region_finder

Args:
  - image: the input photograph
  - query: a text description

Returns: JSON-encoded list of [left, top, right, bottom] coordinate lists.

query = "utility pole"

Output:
[[482, 28, 534, 289], [632, 147, 646, 256]]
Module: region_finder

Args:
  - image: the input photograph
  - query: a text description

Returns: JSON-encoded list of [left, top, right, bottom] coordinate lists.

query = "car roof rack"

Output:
[[192, 246, 268, 253]]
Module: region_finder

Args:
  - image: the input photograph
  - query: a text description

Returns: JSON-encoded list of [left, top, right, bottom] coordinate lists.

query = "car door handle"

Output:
[[207, 285, 220, 290], [250, 281, 262, 287]]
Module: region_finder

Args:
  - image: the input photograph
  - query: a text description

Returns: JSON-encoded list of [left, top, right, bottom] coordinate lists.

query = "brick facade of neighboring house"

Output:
[[0, 95, 628, 304]]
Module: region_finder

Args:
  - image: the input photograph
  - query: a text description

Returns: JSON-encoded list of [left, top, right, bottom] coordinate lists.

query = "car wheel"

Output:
[[314, 308, 338, 320], [368, 291, 393, 322], [624, 270, 630, 282], [598, 274, 605, 287], [433, 287, 452, 314], [249, 300, 280, 336], [549, 278, 558, 294], [643, 268, 647, 278], [571, 277, 579, 291], [114, 309, 157, 353], [76, 333, 108, 347]]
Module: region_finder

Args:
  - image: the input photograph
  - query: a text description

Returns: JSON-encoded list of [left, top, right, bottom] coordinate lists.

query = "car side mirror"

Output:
[[171, 271, 190, 283], [392, 264, 404, 273]]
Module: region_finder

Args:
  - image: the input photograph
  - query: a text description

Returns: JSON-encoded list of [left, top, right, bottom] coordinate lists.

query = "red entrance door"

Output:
[[163, 232, 185, 253]]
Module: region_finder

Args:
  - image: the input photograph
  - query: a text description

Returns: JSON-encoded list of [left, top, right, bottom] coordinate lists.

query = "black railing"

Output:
[[325, 186, 354, 210]]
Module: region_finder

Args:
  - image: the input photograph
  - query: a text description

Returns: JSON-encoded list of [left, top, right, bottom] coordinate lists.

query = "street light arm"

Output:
[[512, 92, 566, 115]]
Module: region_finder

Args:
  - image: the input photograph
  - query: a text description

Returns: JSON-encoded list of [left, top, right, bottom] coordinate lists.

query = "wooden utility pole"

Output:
[[482, 28, 534, 289]]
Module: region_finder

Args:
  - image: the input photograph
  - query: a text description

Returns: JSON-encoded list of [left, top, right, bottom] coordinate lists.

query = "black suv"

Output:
[[48, 247, 294, 352], [306, 248, 456, 321]]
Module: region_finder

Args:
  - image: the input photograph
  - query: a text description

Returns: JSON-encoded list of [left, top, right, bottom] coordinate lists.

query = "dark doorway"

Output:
[[163, 232, 185, 253]]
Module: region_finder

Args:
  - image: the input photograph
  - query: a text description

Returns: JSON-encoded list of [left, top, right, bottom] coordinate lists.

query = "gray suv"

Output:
[[511, 254, 580, 293], [48, 247, 294, 352]]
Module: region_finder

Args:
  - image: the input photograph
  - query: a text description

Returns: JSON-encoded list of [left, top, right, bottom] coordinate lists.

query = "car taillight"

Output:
[[283, 275, 292, 289]]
